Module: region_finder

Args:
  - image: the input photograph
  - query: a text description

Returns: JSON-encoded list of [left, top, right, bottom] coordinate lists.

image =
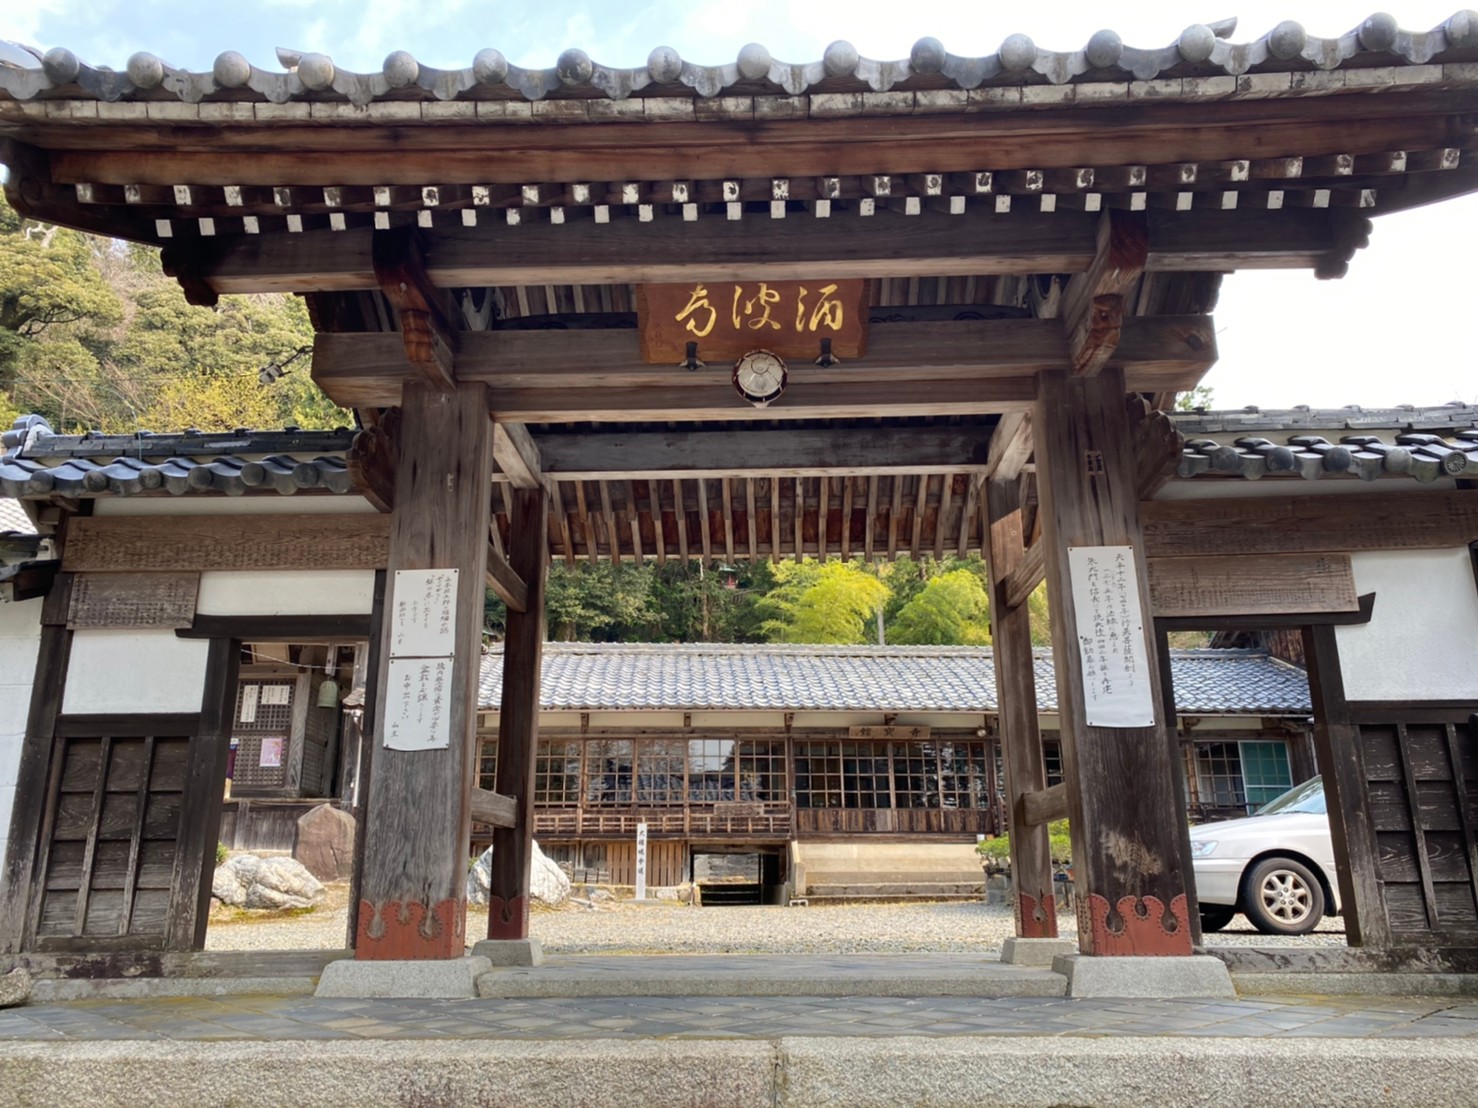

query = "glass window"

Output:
[[535, 739, 583, 806], [636, 740, 686, 804], [1238, 741, 1293, 809], [585, 739, 633, 805]]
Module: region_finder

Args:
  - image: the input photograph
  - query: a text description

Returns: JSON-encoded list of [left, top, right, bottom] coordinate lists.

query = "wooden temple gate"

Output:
[[3, 22, 1478, 965]]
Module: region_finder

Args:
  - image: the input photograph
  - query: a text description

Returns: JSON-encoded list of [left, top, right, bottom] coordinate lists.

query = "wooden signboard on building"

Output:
[[637, 279, 868, 364], [67, 571, 199, 629]]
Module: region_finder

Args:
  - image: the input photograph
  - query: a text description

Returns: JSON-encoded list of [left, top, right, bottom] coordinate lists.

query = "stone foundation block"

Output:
[[315, 956, 491, 998], [470, 938, 545, 967], [1000, 937, 1077, 965], [1052, 953, 1236, 998]]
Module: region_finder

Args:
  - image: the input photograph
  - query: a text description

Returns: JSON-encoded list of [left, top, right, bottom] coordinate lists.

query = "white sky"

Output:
[[2, 0, 1475, 408]]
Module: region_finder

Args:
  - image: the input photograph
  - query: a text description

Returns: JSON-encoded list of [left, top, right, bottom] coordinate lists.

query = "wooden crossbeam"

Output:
[[491, 422, 542, 489], [985, 413, 1033, 482], [312, 315, 1217, 421], [187, 208, 1340, 296], [469, 787, 516, 828], [1021, 783, 1070, 827]]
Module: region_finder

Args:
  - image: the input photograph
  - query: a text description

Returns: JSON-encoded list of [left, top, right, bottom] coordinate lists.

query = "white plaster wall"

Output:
[[1334, 548, 1478, 702], [0, 599, 44, 874], [62, 630, 212, 716], [93, 497, 376, 516], [196, 570, 375, 616]]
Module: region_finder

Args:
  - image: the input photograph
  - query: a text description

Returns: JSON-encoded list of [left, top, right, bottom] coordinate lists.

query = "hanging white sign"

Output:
[[1067, 545, 1157, 729], [383, 656, 454, 751], [389, 568, 459, 659]]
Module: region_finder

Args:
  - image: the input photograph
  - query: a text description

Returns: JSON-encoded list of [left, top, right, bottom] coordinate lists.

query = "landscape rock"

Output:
[[213, 854, 326, 911], [467, 841, 570, 908], [0, 967, 32, 1008], [293, 804, 356, 882]]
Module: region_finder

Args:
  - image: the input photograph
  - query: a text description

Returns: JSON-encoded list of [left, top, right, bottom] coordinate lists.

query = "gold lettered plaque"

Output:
[[637, 279, 868, 364]]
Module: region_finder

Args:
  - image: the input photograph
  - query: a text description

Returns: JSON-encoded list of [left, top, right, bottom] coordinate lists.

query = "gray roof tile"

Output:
[[0, 497, 34, 535], [4, 16, 1475, 107], [477, 642, 1310, 715]]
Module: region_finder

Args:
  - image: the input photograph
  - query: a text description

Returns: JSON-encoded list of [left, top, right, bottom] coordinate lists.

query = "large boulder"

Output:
[[466, 840, 570, 908], [293, 803, 356, 882], [0, 967, 31, 1009], [213, 854, 326, 910]]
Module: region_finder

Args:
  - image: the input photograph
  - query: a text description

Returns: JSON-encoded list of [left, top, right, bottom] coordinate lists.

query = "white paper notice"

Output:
[[260, 685, 291, 706], [384, 656, 454, 751], [390, 569, 459, 659], [1067, 545, 1157, 729], [239, 684, 259, 724]]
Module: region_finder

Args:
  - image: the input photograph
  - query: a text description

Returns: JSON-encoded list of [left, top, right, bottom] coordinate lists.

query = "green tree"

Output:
[[757, 559, 889, 644], [889, 568, 992, 645]]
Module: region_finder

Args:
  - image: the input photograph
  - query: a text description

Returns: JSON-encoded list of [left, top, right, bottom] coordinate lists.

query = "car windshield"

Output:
[[1253, 776, 1326, 816]]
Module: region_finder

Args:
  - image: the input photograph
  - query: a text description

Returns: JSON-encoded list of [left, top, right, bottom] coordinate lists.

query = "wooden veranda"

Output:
[[3, 18, 1478, 964]]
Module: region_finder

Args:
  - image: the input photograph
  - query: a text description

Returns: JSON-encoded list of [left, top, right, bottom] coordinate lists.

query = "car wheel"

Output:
[[1199, 906, 1236, 933], [1243, 856, 1325, 935]]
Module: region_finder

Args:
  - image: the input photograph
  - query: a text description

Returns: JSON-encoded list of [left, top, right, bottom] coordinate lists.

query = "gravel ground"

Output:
[[205, 887, 1346, 954]]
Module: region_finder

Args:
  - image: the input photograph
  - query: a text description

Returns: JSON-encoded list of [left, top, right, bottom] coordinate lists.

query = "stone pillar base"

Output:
[[315, 955, 492, 998], [1000, 937, 1077, 966], [1052, 954, 1236, 998], [470, 938, 545, 967]]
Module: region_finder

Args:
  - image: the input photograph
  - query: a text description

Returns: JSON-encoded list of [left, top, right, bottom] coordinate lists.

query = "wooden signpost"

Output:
[[637, 279, 868, 364]]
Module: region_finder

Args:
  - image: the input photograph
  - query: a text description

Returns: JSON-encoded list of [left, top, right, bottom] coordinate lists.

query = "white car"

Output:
[[1187, 777, 1340, 935]]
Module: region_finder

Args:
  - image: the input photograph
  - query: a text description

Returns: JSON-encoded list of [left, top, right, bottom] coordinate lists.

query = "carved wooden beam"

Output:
[[1061, 210, 1149, 376], [486, 543, 529, 614], [371, 226, 456, 390]]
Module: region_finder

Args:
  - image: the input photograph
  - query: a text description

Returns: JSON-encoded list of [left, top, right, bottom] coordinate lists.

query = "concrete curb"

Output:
[[476, 965, 1066, 998], [3, 1036, 1477, 1107]]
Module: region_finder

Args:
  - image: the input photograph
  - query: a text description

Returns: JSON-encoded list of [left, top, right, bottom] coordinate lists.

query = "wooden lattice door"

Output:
[[28, 717, 197, 951], [1357, 711, 1478, 944]]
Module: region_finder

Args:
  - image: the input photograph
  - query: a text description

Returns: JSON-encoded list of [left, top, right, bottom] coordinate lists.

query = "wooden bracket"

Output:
[[492, 421, 543, 490], [346, 408, 399, 513], [1128, 395, 1186, 500], [486, 543, 529, 614], [985, 412, 1034, 483], [1060, 210, 1148, 375], [372, 226, 457, 389], [159, 244, 220, 308], [1003, 540, 1045, 611]]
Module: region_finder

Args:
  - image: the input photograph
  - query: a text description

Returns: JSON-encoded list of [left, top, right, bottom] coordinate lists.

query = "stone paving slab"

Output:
[[477, 952, 1067, 997], [0, 992, 1475, 1042], [2, 1036, 1478, 1108]]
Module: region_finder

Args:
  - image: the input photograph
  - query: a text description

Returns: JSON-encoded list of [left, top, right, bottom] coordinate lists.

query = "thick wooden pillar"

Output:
[[984, 474, 1057, 938], [486, 483, 549, 940], [356, 380, 493, 960], [1034, 367, 1194, 956]]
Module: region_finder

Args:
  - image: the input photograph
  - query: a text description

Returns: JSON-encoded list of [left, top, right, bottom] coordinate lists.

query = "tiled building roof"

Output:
[[3, 15, 1475, 109], [1170, 404, 1478, 481], [0, 497, 34, 535], [0, 416, 357, 499], [477, 643, 1311, 716]]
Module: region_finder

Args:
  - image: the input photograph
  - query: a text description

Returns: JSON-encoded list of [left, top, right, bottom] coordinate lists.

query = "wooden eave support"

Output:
[[1061, 210, 1149, 376], [985, 413, 1033, 483], [371, 226, 457, 390], [470, 787, 516, 829]]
